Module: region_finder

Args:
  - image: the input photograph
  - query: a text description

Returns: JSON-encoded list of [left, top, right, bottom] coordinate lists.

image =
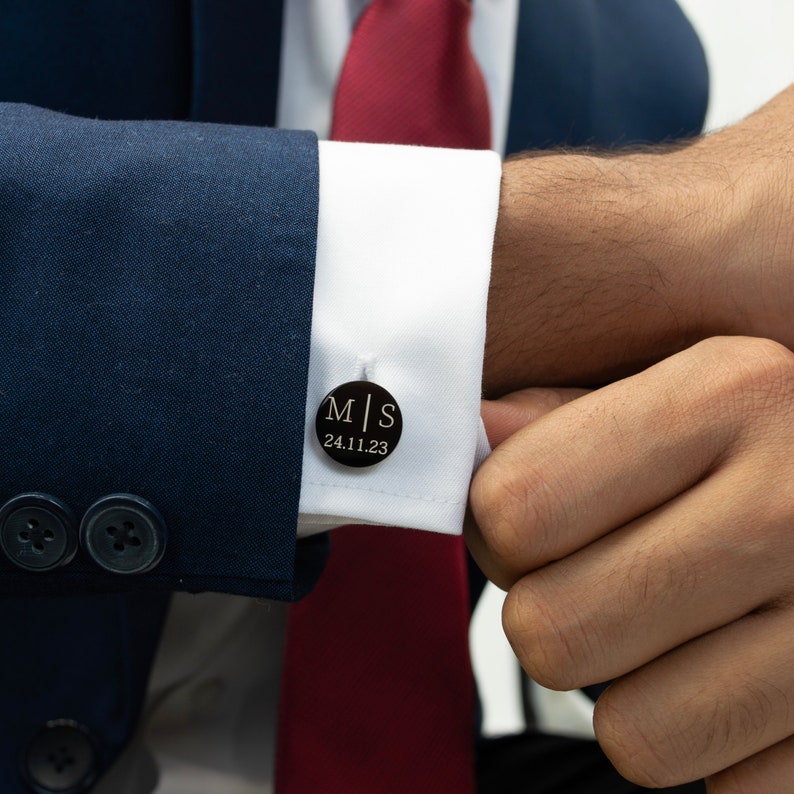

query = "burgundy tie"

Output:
[[276, 2, 490, 791], [331, 0, 491, 149]]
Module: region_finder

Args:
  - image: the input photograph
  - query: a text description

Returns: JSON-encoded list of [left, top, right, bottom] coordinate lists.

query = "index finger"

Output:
[[467, 336, 790, 589], [481, 387, 590, 447]]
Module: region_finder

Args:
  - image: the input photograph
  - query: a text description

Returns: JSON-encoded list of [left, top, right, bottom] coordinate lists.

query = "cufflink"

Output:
[[315, 381, 402, 467]]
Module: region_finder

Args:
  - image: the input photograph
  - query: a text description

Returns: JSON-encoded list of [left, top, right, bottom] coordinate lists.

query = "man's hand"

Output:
[[468, 336, 794, 791], [484, 85, 794, 396]]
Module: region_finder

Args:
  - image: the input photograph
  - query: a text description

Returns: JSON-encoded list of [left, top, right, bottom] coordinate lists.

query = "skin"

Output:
[[483, 85, 794, 395], [470, 86, 794, 790]]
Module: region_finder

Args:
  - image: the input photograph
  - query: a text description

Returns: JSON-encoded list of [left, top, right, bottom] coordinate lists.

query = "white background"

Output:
[[470, 0, 794, 737]]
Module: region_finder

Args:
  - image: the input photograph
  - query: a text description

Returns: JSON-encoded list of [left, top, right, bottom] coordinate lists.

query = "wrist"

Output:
[[699, 119, 794, 346], [485, 148, 713, 394]]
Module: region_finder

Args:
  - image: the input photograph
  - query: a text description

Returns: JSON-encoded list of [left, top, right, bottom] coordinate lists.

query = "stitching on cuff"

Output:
[[303, 479, 465, 506]]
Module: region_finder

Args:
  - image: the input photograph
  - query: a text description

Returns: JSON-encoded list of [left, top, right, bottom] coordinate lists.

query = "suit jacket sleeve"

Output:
[[0, 102, 327, 601]]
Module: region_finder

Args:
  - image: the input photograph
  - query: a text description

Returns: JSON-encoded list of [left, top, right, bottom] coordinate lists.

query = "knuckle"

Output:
[[681, 338, 794, 455], [502, 579, 591, 691], [702, 336, 794, 406], [470, 457, 557, 573], [595, 670, 785, 790], [738, 337, 794, 391], [594, 681, 689, 789]]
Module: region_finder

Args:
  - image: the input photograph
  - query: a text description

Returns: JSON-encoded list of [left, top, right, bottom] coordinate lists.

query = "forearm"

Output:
[[484, 85, 794, 395]]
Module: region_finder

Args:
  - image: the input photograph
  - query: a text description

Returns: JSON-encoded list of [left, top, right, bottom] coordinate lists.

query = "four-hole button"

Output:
[[80, 493, 167, 574], [0, 493, 77, 572]]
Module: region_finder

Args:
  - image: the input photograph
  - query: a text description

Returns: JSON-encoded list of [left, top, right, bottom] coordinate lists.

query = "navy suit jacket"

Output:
[[0, 2, 707, 790]]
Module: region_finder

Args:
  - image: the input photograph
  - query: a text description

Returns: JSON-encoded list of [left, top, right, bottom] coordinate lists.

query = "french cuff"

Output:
[[297, 141, 501, 537]]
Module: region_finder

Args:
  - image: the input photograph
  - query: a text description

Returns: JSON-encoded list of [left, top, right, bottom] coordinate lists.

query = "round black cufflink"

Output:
[[315, 381, 402, 467], [0, 493, 78, 572]]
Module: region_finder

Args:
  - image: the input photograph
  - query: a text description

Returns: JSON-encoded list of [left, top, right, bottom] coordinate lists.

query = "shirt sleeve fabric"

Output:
[[297, 140, 501, 536]]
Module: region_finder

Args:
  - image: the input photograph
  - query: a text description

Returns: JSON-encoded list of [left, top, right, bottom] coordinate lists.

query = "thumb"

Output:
[[481, 387, 590, 448]]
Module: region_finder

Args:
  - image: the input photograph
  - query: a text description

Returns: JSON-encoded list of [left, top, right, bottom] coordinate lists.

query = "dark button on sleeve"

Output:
[[0, 493, 77, 572], [24, 720, 98, 794], [80, 494, 166, 574]]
